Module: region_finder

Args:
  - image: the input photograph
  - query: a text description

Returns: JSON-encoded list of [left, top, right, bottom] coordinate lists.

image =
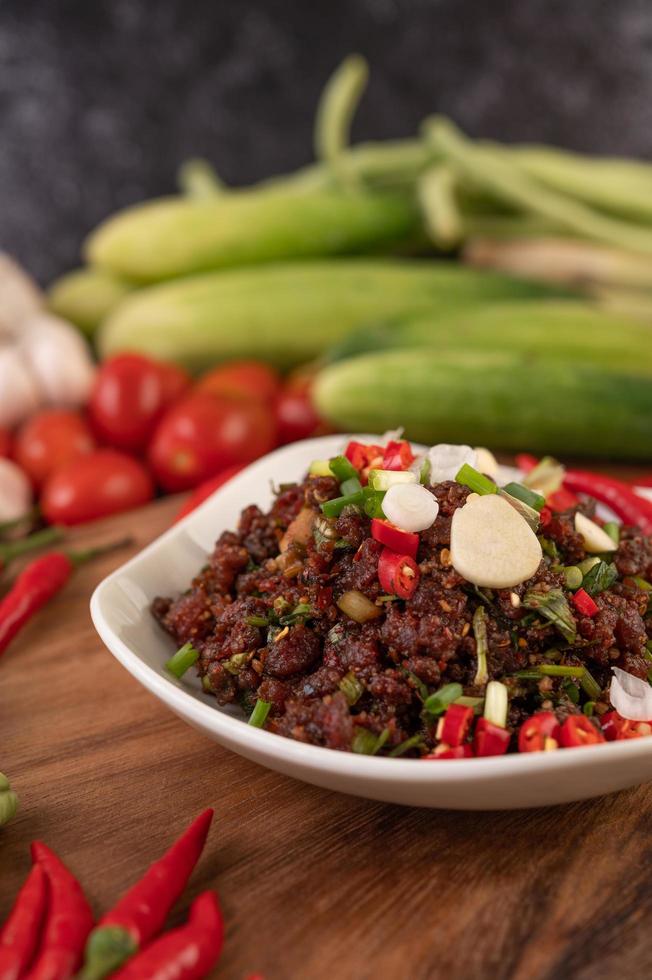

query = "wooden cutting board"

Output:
[[2, 495, 652, 980]]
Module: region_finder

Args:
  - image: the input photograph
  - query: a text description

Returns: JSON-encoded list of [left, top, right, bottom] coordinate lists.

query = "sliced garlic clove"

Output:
[[451, 494, 543, 588], [21, 313, 96, 408], [0, 253, 43, 336], [0, 458, 32, 522], [474, 447, 499, 477], [0, 346, 43, 428], [574, 512, 617, 554]]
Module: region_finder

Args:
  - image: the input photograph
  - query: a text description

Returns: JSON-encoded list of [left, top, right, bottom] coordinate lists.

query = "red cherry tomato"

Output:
[[89, 354, 190, 453], [275, 379, 330, 445], [41, 450, 154, 525], [148, 393, 276, 492], [195, 361, 281, 405], [14, 410, 96, 488], [174, 466, 244, 522], [0, 427, 11, 458], [518, 711, 561, 752]]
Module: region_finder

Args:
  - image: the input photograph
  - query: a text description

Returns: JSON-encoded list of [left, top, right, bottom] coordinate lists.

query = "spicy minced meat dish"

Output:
[[152, 439, 652, 758]]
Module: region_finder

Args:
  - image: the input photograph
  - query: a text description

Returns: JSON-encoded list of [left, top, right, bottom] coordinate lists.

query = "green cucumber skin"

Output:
[[99, 260, 557, 371], [328, 300, 652, 375], [314, 349, 652, 460], [86, 189, 421, 283]]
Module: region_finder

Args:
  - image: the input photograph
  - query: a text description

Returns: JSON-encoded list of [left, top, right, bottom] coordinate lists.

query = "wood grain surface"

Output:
[[2, 495, 652, 980]]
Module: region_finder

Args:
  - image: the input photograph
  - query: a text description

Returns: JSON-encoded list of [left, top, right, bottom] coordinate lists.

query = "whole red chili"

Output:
[[563, 470, 652, 534], [474, 718, 510, 757], [558, 715, 605, 748], [518, 712, 561, 753], [0, 864, 48, 980], [377, 548, 419, 599], [437, 704, 474, 747], [109, 891, 224, 980], [80, 809, 214, 980], [0, 540, 131, 659], [24, 842, 94, 980]]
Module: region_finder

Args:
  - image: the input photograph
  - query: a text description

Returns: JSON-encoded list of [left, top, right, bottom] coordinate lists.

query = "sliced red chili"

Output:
[[426, 743, 474, 759], [547, 487, 579, 511], [518, 711, 561, 753], [437, 704, 474, 747], [601, 711, 652, 741], [370, 519, 419, 559], [344, 441, 383, 472], [377, 548, 419, 599], [571, 588, 599, 617], [559, 715, 605, 747], [539, 506, 552, 528], [381, 439, 414, 471], [474, 718, 511, 757]]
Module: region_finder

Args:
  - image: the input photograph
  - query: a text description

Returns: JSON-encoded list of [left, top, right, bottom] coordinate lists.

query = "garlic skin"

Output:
[[0, 458, 32, 522], [0, 347, 43, 429], [451, 493, 543, 588], [20, 314, 96, 408], [0, 253, 43, 336], [424, 444, 477, 485]]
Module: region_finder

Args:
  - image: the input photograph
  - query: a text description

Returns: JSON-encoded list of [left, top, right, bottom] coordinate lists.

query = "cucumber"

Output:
[[99, 260, 559, 371], [47, 267, 133, 337], [86, 188, 421, 283], [314, 349, 652, 460], [328, 300, 652, 375]]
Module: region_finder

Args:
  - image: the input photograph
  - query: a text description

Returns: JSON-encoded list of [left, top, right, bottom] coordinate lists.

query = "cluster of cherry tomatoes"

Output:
[[0, 354, 328, 525]]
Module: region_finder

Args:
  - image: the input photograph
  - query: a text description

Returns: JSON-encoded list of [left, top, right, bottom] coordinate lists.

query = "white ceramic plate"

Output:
[[91, 435, 652, 810]]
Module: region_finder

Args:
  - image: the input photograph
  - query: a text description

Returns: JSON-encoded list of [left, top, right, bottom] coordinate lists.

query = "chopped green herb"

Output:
[[423, 682, 463, 716], [389, 734, 425, 757], [455, 464, 497, 495], [632, 576, 652, 592], [539, 537, 560, 561], [562, 678, 580, 704], [245, 614, 269, 627], [339, 671, 364, 705], [352, 727, 390, 755], [578, 556, 601, 576], [583, 701, 596, 716], [223, 652, 251, 675], [582, 561, 618, 596], [248, 699, 272, 728], [403, 670, 428, 701], [279, 602, 314, 626], [580, 668, 602, 700], [472, 606, 489, 685], [523, 587, 576, 643], [502, 481, 545, 512], [165, 642, 199, 679]]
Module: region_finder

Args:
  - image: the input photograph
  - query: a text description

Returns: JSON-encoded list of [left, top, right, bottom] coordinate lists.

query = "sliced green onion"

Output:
[[562, 678, 580, 704], [603, 521, 620, 546], [248, 699, 272, 728], [523, 588, 576, 643], [245, 614, 269, 627], [538, 664, 585, 677], [539, 537, 559, 560], [279, 602, 314, 626], [339, 671, 364, 705], [455, 464, 497, 496], [223, 652, 251, 675], [340, 476, 362, 496], [309, 459, 334, 477], [563, 566, 583, 590], [419, 458, 432, 485], [578, 556, 601, 576], [502, 481, 545, 512], [363, 490, 386, 519], [632, 576, 652, 591], [522, 456, 564, 495], [329, 455, 359, 484], [484, 680, 508, 728], [455, 695, 485, 710], [165, 642, 199, 679], [352, 726, 389, 755], [201, 675, 212, 692], [472, 606, 489, 686], [423, 682, 463, 716], [368, 469, 417, 491], [583, 701, 596, 717], [321, 489, 365, 517], [336, 590, 382, 623], [580, 668, 602, 700], [389, 734, 425, 757]]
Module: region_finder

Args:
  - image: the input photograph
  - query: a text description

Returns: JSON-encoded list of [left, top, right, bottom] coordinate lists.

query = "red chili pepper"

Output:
[[0, 539, 131, 659], [563, 470, 652, 534], [381, 440, 414, 471], [571, 588, 599, 617], [558, 715, 605, 748], [81, 810, 214, 980], [546, 487, 579, 511], [377, 548, 419, 599], [370, 519, 419, 559], [539, 506, 552, 528], [437, 704, 474, 747], [0, 864, 48, 980], [516, 453, 538, 473], [109, 892, 224, 980], [344, 441, 383, 472], [601, 711, 652, 741], [518, 711, 561, 752], [474, 718, 511, 757], [174, 466, 243, 522], [425, 744, 474, 759], [24, 842, 94, 980]]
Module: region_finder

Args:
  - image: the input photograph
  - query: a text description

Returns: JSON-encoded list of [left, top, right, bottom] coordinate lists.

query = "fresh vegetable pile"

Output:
[[0, 811, 227, 980], [152, 438, 652, 758]]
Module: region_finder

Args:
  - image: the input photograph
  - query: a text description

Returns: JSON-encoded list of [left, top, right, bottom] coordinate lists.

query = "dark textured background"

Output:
[[2, 0, 652, 283]]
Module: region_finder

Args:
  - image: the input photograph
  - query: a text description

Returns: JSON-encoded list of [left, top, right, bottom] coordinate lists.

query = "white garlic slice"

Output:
[[451, 494, 543, 588], [574, 512, 617, 554]]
